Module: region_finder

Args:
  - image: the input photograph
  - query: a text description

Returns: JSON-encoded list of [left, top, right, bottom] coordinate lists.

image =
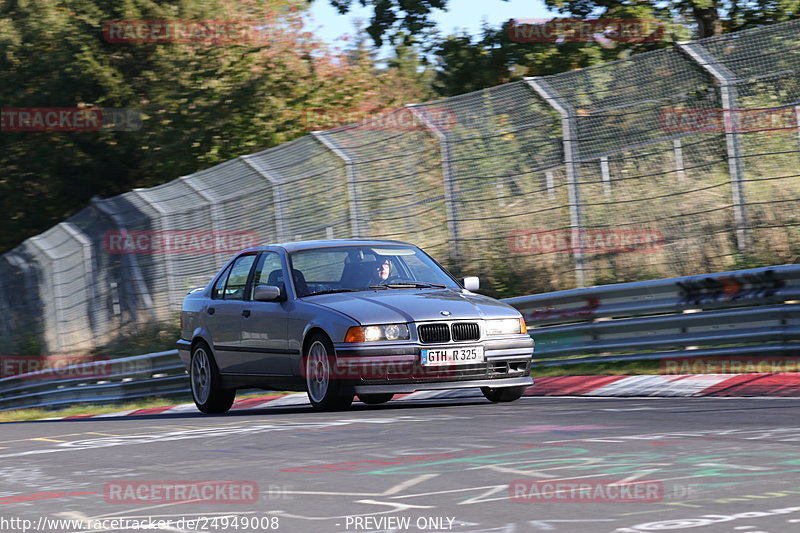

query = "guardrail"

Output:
[[2, 264, 800, 412], [0, 351, 187, 412], [506, 264, 800, 367]]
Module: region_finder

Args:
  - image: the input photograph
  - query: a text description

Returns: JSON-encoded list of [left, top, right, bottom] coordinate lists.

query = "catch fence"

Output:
[[1, 21, 799, 353]]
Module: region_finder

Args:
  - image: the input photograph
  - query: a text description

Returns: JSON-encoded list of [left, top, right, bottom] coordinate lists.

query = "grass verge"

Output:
[[531, 360, 664, 377], [0, 390, 295, 423]]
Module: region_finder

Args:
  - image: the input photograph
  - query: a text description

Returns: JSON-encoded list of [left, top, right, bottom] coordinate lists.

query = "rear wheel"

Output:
[[304, 334, 353, 411], [357, 393, 394, 405], [190, 342, 235, 414], [481, 385, 527, 403]]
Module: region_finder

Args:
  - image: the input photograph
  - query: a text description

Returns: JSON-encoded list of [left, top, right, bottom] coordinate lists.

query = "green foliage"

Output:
[[325, 0, 447, 46], [0, 0, 432, 254], [93, 319, 180, 357], [324, 0, 797, 96]]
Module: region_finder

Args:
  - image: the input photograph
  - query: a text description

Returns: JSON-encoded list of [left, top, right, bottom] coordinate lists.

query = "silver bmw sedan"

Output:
[[177, 239, 534, 413]]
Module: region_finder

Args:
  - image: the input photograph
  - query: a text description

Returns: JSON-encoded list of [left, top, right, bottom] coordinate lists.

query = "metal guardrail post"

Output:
[[600, 157, 611, 198], [132, 189, 180, 311], [406, 104, 462, 266], [180, 175, 222, 234], [4, 252, 45, 352], [179, 173, 234, 273], [678, 42, 750, 251], [61, 222, 98, 346], [240, 155, 290, 242], [673, 139, 686, 182], [91, 197, 156, 321], [524, 77, 586, 287], [26, 236, 64, 352], [311, 132, 364, 238]]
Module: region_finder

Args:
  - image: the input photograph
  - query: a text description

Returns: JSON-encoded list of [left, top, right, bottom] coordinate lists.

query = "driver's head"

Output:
[[373, 256, 391, 281]]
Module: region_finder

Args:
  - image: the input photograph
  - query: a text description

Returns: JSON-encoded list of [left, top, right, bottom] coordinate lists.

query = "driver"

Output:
[[370, 256, 392, 285]]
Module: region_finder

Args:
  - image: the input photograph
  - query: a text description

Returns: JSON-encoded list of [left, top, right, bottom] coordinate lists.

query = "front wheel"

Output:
[[304, 334, 354, 411], [190, 342, 235, 414], [481, 385, 527, 403], [358, 393, 394, 405]]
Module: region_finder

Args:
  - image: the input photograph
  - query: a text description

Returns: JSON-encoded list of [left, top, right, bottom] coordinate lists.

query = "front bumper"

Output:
[[332, 335, 533, 386], [350, 376, 533, 395]]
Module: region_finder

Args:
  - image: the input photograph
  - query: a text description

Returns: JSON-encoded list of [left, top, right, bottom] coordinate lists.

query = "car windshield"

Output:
[[288, 244, 461, 296]]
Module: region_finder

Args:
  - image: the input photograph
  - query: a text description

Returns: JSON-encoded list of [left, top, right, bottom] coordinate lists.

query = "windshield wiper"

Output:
[[303, 289, 362, 297], [369, 282, 447, 289]]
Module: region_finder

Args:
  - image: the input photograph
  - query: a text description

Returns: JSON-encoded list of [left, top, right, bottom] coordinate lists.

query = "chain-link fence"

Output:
[[2, 21, 799, 353]]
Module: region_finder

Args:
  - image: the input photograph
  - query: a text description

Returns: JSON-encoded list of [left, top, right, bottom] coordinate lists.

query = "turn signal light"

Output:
[[344, 326, 365, 343], [519, 317, 528, 334]]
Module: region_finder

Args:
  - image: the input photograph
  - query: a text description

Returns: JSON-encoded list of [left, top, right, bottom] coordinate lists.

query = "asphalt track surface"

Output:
[[1, 396, 800, 533]]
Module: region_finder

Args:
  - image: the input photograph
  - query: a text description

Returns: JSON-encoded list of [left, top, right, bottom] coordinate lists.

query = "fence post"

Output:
[[311, 132, 364, 238], [90, 197, 156, 322], [795, 105, 800, 149], [179, 174, 230, 271], [240, 155, 289, 242], [4, 252, 43, 352], [26, 237, 64, 353], [61, 222, 98, 346], [673, 139, 686, 182], [678, 42, 750, 251], [131, 189, 179, 313], [600, 156, 612, 198], [525, 77, 586, 287], [406, 104, 462, 266], [545, 171, 555, 199]]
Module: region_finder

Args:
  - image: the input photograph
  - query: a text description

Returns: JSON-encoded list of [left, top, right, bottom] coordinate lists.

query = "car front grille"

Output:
[[452, 322, 480, 341], [418, 322, 480, 343], [418, 323, 450, 343]]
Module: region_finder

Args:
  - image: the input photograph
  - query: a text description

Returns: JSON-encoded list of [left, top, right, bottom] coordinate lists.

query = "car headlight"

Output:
[[485, 318, 527, 335], [345, 324, 410, 342]]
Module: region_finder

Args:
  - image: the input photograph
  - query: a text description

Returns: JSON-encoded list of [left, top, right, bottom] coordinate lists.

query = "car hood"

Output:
[[305, 288, 520, 324]]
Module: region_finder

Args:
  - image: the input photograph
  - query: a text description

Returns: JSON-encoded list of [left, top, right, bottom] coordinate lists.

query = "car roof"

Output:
[[242, 238, 415, 253]]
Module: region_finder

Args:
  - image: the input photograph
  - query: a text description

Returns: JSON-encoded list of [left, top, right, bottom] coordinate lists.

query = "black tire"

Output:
[[481, 385, 527, 403], [190, 342, 235, 414], [304, 333, 354, 411], [357, 393, 394, 405]]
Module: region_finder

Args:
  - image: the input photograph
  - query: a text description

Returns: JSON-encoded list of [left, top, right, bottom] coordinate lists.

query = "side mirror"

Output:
[[253, 284, 282, 302], [462, 276, 480, 291]]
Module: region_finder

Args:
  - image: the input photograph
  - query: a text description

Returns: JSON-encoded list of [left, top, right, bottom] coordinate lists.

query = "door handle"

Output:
[[207, 307, 215, 315], [242, 309, 251, 318]]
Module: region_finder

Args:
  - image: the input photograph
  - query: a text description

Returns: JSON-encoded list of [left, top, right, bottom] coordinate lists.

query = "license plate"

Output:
[[421, 346, 484, 366]]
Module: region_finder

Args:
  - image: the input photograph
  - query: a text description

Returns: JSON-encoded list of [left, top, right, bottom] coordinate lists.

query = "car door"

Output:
[[204, 254, 257, 373], [238, 251, 292, 375]]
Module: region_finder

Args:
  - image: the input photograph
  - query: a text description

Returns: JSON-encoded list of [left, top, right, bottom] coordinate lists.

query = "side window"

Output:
[[211, 264, 233, 300], [222, 255, 257, 300], [249, 252, 284, 298]]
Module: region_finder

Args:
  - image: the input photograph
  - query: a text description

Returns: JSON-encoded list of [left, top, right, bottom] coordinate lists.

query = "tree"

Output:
[[0, 0, 430, 253], [321, 0, 799, 43], [431, 16, 688, 97], [322, 0, 447, 46]]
